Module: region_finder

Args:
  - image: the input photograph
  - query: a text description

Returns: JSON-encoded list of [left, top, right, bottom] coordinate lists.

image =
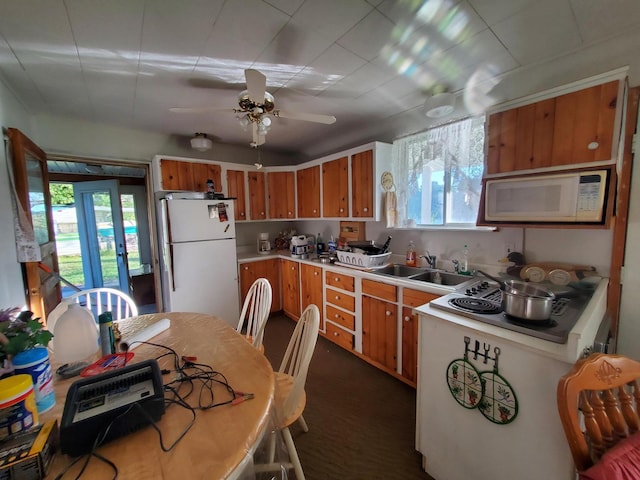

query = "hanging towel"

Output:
[[385, 191, 398, 228]]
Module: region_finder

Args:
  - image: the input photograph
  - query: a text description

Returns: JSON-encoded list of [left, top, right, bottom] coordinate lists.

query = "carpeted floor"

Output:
[[261, 314, 435, 480]]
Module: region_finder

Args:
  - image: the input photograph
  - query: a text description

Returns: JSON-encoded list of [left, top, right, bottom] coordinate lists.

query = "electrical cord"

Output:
[[55, 340, 252, 479]]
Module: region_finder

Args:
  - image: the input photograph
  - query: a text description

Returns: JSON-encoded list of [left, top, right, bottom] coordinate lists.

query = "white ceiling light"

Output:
[[424, 92, 456, 118], [190, 133, 212, 152]]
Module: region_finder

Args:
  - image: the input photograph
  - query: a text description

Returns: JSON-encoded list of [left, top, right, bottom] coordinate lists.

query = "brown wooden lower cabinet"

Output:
[[281, 259, 300, 319], [361, 295, 397, 372], [238, 259, 281, 313], [300, 263, 323, 328]]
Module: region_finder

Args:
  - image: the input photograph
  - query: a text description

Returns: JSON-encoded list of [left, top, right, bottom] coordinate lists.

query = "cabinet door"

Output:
[[487, 81, 619, 175], [191, 163, 222, 192], [402, 306, 419, 384], [322, 156, 349, 217], [296, 165, 321, 218], [362, 296, 397, 371], [268, 172, 296, 219], [239, 259, 281, 313], [239, 262, 258, 307], [300, 263, 323, 328], [226, 170, 247, 221], [281, 259, 300, 319], [248, 171, 267, 220], [160, 159, 194, 190], [351, 149, 373, 217]]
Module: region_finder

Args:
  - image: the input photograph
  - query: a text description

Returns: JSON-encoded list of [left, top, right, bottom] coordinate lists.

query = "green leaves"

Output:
[[0, 309, 53, 357]]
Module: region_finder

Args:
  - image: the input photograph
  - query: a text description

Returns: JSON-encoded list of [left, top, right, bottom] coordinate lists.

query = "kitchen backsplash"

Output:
[[236, 219, 612, 277]]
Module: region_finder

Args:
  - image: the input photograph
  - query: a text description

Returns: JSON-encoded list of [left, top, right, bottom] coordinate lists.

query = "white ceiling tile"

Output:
[[319, 61, 396, 99], [264, 0, 305, 16], [283, 44, 367, 93], [291, 0, 373, 40], [570, 0, 640, 44], [468, 0, 537, 25], [337, 10, 396, 61], [492, 0, 582, 64], [199, 0, 289, 67]]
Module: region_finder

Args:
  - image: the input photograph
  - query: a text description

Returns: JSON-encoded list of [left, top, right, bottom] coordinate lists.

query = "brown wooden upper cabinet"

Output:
[[226, 170, 246, 221], [296, 165, 321, 218], [160, 159, 222, 192], [267, 171, 295, 219], [322, 156, 349, 217], [248, 171, 267, 220], [486, 80, 620, 175], [351, 149, 373, 217]]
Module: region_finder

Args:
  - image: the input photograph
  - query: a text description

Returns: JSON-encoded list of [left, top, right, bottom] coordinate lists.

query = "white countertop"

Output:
[[413, 278, 609, 363], [237, 250, 457, 296]]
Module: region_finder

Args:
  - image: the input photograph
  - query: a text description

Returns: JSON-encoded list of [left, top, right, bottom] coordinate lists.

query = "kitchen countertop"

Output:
[[413, 278, 609, 363], [237, 250, 457, 296]]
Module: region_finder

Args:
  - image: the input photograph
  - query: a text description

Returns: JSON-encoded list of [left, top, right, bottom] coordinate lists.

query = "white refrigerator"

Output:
[[158, 198, 239, 326]]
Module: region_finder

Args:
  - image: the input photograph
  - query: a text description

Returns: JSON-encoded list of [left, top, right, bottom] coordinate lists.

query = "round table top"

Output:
[[42, 312, 275, 479]]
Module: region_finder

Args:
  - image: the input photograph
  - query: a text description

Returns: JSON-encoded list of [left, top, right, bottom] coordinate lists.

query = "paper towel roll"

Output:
[[119, 318, 171, 351]]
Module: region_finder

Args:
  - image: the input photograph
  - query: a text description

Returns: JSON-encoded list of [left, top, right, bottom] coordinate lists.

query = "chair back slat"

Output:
[[237, 278, 272, 350], [558, 353, 640, 471]]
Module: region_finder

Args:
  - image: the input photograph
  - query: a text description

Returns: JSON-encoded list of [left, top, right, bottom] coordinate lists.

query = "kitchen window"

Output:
[[392, 116, 485, 227]]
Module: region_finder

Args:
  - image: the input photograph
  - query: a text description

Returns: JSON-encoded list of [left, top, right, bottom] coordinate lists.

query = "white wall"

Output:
[[0, 80, 35, 308]]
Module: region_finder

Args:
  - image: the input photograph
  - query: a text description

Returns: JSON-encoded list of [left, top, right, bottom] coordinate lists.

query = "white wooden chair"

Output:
[[46, 287, 138, 332], [254, 304, 320, 480], [236, 278, 272, 352]]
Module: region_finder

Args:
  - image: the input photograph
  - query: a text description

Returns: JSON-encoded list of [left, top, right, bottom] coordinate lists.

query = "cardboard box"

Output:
[[339, 221, 366, 244], [0, 420, 58, 480]]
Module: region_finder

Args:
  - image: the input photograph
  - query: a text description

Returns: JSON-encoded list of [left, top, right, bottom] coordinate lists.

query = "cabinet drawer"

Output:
[[402, 288, 439, 307], [326, 304, 355, 330], [325, 287, 356, 312], [325, 271, 355, 292], [362, 279, 397, 302], [326, 322, 354, 350]]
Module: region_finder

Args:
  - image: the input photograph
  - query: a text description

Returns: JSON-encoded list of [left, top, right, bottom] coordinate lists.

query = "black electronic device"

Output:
[[59, 359, 165, 456]]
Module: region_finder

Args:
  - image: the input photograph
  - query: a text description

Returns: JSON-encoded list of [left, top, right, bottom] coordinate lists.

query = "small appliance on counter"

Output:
[[257, 232, 271, 254], [290, 235, 310, 258]]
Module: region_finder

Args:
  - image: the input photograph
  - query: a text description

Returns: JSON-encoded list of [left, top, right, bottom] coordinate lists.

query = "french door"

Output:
[[73, 180, 130, 292]]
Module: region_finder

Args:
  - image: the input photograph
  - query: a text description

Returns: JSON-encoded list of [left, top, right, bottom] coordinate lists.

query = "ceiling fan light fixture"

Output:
[[85, 164, 104, 174], [424, 92, 456, 118], [190, 132, 212, 152]]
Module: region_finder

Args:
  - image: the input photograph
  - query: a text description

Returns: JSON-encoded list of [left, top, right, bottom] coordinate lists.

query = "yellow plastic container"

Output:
[[0, 374, 38, 439]]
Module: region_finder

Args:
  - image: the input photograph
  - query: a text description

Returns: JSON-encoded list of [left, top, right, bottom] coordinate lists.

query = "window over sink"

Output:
[[392, 116, 485, 227]]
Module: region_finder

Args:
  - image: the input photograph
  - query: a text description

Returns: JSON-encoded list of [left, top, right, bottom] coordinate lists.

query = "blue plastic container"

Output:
[[12, 347, 56, 414]]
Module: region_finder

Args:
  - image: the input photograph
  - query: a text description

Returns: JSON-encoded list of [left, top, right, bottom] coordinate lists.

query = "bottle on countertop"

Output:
[[406, 240, 416, 267], [316, 233, 325, 254], [98, 311, 116, 356], [327, 235, 337, 253], [460, 244, 470, 274]]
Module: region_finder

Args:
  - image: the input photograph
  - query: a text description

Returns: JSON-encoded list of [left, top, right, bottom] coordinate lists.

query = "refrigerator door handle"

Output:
[[168, 244, 176, 291]]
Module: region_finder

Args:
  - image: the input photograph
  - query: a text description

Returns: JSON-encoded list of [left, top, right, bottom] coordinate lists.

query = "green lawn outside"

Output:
[[58, 251, 141, 287]]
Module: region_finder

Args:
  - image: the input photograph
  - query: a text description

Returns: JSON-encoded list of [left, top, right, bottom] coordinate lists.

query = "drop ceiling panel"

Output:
[[264, 0, 305, 16], [491, 0, 582, 64], [569, 0, 640, 44], [337, 10, 396, 61], [291, 0, 373, 40], [467, 0, 535, 26]]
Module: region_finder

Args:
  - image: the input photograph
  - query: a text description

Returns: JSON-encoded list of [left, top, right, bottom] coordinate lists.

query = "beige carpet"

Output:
[[260, 314, 435, 480]]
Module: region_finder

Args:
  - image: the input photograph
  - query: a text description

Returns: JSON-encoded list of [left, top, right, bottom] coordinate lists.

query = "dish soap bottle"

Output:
[[460, 244, 470, 274], [406, 241, 416, 267]]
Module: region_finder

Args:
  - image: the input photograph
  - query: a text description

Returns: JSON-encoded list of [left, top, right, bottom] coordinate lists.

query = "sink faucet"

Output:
[[451, 259, 460, 273], [421, 252, 437, 269]]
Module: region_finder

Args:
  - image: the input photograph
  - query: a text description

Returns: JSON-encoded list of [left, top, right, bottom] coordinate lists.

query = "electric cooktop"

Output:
[[428, 278, 594, 344]]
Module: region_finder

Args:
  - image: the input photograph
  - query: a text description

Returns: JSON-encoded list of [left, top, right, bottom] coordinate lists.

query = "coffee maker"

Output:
[[257, 232, 271, 254]]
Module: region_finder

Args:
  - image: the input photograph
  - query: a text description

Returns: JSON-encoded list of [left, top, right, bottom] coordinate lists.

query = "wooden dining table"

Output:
[[41, 312, 275, 479]]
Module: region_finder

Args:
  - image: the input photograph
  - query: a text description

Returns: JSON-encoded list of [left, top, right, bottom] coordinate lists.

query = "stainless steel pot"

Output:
[[478, 271, 555, 322]]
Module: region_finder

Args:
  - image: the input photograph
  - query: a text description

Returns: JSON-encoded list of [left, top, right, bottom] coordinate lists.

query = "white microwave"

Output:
[[484, 170, 609, 223]]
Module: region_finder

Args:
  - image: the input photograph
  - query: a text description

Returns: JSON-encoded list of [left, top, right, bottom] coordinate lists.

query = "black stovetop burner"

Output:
[[429, 278, 593, 344]]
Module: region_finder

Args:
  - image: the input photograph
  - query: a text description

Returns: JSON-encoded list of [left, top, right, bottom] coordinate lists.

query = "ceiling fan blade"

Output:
[[275, 110, 336, 124], [245, 69, 267, 103], [169, 106, 233, 114]]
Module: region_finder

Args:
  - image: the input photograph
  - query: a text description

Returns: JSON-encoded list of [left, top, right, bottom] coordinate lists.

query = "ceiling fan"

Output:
[[170, 69, 337, 147]]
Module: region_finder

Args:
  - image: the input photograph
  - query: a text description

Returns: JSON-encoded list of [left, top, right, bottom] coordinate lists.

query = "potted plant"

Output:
[[0, 307, 53, 377]]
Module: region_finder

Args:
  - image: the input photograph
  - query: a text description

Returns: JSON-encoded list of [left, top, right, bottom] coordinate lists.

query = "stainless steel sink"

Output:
[[409, 270, 472, 286], [373, 264, 426, 277]]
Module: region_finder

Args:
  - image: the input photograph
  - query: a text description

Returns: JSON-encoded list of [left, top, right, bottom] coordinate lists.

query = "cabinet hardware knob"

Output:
[[334, 332, 338, 336], [313, 209, 317, 213], [588, 141, 600, 150], [386, 311, 392, 316], [240, 212, 245, 216], [314, 272, 318, 276], [244, 266, 249, 270], [334, 277, 339, 281], [335, 296, 340, 300], [363, 207, 369, 212], [404, 316, 410, 321], [339, 208, 344, 212]]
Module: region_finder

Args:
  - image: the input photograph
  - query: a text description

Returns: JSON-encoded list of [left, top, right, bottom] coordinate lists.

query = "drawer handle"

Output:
[[334, 314, 339, 319], [335, 295, 340, 301], [386, 311, 392, 316], [333, 332, 339, 337], [334, 277, 340, 282]]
